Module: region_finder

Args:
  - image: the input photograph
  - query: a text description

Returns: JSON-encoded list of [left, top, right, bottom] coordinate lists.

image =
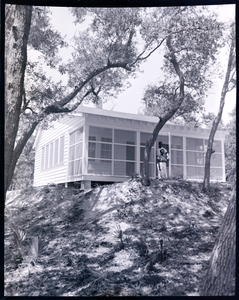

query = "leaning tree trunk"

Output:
[[5, 5, 32, 199], [142, 143, 151, 186], [203, 33, 235, 189], [200, 186, 236, 296], [142, 35, 185, 186]]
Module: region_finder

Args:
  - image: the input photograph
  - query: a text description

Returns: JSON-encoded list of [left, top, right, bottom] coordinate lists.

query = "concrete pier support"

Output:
[[81, 180, 91, 190]]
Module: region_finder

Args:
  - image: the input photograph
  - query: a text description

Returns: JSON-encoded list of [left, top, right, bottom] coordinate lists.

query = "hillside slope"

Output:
[[5, 179, 232, 296]]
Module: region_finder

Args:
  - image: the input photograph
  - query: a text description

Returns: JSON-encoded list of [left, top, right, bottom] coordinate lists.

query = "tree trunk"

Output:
[[142, 142, 150, 186], [141, 35, 185, 186], [203, 33, 235, 189], [4, 6, 133, 200], [200, 186, 236, 295], [5, 5, 32, 200]]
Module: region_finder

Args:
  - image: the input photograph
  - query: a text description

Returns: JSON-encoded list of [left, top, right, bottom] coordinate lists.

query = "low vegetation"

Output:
[[5, 179, 233, 296]]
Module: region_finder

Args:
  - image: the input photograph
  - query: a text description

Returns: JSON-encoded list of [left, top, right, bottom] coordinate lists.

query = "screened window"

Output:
[[187, 166, 204, 180], [88, 159, 112, 175], [115, 129, 136, 144], [41, 135, 65, 171], [45, 145, 49, 169], [88, 136, 96, 162], [41, 147, 45, 170], [54, 139, 59, 166], [102, 137, 112, 143], [87, 127, 113, 174], [171, 165, 183, 178], [140, 163, 154, 177], [113, 130, 136, 176], [115, 144, 136, 161], [205, 140, 222, 153], [171, 136, 183, 149], [68, 128, 83, 176], [89, 126, 112, 141], [211, 154, 222, 167], [140, 132, 151, 146], [101, 137, 112, 163], [186, 138, 204, 151], [115, 161, 136, 176], [187, 152, 204, 165], [211, 168, 223, 180], [49, 142, 54, 168], [59, 136, 65, 163], [171, 150, 183, 165]]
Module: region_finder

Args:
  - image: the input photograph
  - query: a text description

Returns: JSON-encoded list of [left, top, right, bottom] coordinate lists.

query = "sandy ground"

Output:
[[4, 179, 233, 296]]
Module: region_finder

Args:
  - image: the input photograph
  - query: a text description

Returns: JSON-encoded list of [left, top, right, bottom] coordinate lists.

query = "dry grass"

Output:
[[5, 179, 233, 296]]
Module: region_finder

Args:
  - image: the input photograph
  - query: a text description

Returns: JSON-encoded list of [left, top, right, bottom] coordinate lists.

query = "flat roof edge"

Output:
[[74, 106, 226, 137], [76, 106, 167, 124]]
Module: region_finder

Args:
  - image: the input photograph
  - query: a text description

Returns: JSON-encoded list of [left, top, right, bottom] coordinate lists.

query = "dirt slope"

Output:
[[4, 179, 232, 296]]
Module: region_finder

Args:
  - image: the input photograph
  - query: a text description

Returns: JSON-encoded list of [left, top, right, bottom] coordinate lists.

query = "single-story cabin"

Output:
[[33, 106, 226, 189]]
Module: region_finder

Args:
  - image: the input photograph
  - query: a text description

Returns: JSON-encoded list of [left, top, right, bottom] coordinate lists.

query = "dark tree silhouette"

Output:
[[200, 186, 236, 296]]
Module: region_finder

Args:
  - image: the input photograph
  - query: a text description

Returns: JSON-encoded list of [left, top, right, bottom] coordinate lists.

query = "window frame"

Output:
[[100, 137, 112, 163], [41, 135, 65, 171], [68, 128, 83, 176]]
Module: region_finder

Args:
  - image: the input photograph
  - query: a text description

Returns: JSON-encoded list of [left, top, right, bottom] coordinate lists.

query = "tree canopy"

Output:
[[224, 107, 236, 183], [4, 5, 227, 195], [138, 7, 223, 184], [203, 22, 235, 189], [142, 8, 223, 125]]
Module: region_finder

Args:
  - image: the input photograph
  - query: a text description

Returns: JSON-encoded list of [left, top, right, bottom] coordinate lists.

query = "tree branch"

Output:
[[166, 35, 184, 100], [52, 61, 131, 111], [126, 29, 135, 48], [130, 37, 166, 66], [23, 107, 37, 114], [44, 88, 93, 114]]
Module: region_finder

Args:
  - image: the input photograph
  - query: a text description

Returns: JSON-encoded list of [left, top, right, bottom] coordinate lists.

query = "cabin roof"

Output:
[[34, 106, 227, 149], [74, 106, 175, 124], [73, 106, 226, 136]]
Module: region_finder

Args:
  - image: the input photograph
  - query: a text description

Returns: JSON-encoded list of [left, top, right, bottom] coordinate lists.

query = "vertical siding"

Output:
[[33, 115, 84, 186]]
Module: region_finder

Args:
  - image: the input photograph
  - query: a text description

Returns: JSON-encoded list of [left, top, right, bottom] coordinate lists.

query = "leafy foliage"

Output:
[[28, 7, 68, 65], [224, 107, 236, 183], [200, 112, 226, 130], [203, 22, 235, 189], [9, 136, 35, 190], [3, 6, 230, 194], [142, 7, 223, 122], [10, 222, 27, 252]]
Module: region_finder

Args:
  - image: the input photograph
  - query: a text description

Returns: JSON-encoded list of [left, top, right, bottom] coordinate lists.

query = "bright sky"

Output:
[[45, 5, 235, 124]]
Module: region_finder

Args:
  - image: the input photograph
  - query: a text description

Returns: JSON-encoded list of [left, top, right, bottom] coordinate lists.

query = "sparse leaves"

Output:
[[224, 107, 236, 183], [143, 10, 223, 120]]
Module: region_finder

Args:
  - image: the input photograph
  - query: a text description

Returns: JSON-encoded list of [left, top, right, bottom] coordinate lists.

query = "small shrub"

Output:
[[133, 237, 148, 257], [10, 222, 26, 253], [125, 234, 132, 245], [130, 173, 141, 180], [42, 186, 50, 193], [112, 224, 123, 244]]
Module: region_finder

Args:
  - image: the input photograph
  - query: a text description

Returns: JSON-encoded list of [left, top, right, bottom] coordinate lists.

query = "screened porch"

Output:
[[67, 124, 225, 181]]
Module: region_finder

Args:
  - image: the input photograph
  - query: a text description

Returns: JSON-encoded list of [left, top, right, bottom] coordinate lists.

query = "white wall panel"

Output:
[[33, 115, 84, 186]]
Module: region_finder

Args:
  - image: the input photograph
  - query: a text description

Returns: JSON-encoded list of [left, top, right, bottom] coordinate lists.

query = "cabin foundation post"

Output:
[[81, 180, 91, 190], [65, 182, 68, 188]]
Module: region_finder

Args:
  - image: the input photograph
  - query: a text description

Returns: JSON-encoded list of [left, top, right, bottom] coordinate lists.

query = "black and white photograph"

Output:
[[4, 3, 236, 296]]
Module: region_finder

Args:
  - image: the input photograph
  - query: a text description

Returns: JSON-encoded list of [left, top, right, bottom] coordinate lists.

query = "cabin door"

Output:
[[126, 142, 135, 176]]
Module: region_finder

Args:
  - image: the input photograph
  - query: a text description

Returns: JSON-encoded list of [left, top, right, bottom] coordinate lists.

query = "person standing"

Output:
[[156, 141, 169, 179]]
